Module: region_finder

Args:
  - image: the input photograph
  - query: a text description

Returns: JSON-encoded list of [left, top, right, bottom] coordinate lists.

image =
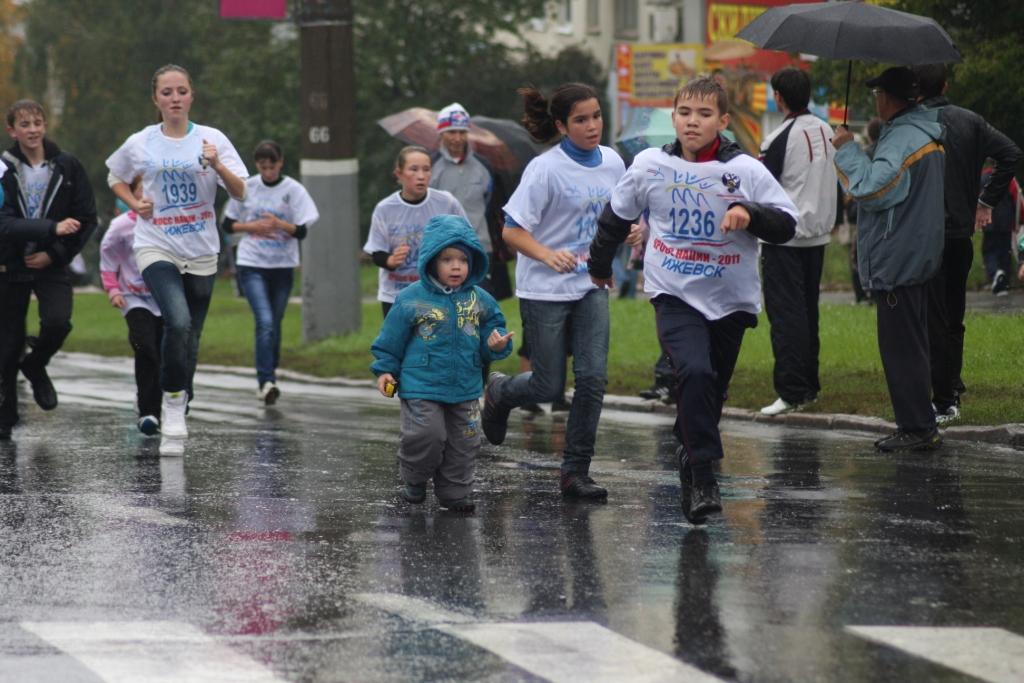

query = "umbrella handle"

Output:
[[843, 61, 852, 127]]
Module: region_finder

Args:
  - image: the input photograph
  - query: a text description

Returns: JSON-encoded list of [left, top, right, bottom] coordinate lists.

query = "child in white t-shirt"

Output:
[[589, 76, 798, 524], [363, 145, 467, 318], [222, 141, 319, 406], [481, 82, 625, 501]]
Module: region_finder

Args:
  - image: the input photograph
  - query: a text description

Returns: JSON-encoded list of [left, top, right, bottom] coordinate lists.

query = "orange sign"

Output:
[[616, 43, 704, 107]]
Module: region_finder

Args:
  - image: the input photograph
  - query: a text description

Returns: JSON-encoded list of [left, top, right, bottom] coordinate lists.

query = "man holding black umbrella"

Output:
[[913, 65, 1021, 425], [832, 67, 944, 452]]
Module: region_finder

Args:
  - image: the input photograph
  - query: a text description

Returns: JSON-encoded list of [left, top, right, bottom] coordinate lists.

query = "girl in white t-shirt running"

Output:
[[363, 146, 467, 318], [481, 83, 625, 500], [222, 140, 319, 406], [106, 64, 248, 446]]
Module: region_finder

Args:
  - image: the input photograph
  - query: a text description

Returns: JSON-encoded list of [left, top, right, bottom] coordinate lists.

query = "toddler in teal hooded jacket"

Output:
[[371, 214, 512, 510]]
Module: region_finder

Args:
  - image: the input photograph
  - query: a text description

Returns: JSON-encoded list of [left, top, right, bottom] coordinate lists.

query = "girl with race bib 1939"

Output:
[[106, 64, 248, 447], [363, 145, 467, 319], [481, 82, 625, 501], [222, 140, 319, 406]]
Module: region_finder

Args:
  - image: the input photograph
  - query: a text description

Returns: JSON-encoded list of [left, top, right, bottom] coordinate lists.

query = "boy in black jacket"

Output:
[[0, 100, 96, 434]]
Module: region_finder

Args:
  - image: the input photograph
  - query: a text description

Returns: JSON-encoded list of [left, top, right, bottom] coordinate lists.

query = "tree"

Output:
[[0, 0, 22, 109]]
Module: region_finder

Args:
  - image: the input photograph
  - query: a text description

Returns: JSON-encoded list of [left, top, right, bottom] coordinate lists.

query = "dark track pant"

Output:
[[653, 294, 755, 466], [23, 272, 73, 372], [125, 308, 164, 418], [876, 284, 936, 433], [761, 244, 825, 404], [927, 237, 973, 411]]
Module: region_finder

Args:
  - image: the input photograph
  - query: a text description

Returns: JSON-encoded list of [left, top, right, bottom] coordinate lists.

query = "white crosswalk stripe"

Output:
[[847, 626, 1024, 683]]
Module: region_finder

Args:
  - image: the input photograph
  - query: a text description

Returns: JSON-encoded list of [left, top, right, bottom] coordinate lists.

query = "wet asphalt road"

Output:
[[2, 354, 1023, 682]]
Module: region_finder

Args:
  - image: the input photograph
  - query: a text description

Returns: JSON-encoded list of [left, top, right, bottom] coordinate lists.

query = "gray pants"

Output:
[[399, 398, 480, 501]]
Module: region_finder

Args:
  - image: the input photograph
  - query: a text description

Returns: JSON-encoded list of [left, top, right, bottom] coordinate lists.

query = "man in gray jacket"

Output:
[[832, 67, 945, 452]]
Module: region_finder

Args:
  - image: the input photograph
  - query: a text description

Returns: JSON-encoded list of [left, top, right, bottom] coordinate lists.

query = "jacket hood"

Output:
[[416, 214, 489, 292]]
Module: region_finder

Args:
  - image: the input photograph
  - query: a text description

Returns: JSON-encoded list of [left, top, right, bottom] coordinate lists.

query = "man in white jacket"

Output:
[[758, 68, 837, 416]]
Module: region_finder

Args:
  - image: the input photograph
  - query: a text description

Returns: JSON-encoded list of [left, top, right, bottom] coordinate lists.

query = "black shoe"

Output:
[[874, 428, 942, 452], [401, 482, 427, 504], [0, 424, 11, 441], [639, 385, 671, 402], [677, 444, 714, 524], [560, 472, 608, 500], [519, 402, 544, 415], [482, 372, 511, 445], [550, 396, 571, 413], [20, 362, 57, 411], [690, 480, 722, 520], [439, 497, 476, 513]]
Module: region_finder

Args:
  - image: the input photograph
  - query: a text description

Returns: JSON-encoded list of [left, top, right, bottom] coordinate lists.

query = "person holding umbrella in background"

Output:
[[832, 67, 945, 452], [913, 64, 1021, 425]]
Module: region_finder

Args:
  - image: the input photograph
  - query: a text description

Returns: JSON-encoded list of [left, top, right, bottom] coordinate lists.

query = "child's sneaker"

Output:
[[401, 482, 426, 504], [992, 269, 1009, 296], [137, 415, 160, 436], [161, 391, 188, 438], [259, 382, 280, 406], [934, 403, 961, 426], [439, 497, 475, 513]]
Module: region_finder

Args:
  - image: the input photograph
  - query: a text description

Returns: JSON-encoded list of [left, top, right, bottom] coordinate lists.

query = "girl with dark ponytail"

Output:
[[481, 82, 625, 500]]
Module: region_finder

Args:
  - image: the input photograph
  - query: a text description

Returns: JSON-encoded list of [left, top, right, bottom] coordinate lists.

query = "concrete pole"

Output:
[[298, 0, 361, 341]]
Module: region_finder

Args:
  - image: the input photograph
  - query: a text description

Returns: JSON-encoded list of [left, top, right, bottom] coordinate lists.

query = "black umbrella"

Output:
[[737, 1, 962, 124]]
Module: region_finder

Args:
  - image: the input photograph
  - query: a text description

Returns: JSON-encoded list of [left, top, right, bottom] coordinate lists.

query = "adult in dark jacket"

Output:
[[1, 100, 98, 417], [914, 64, 1022, 424]]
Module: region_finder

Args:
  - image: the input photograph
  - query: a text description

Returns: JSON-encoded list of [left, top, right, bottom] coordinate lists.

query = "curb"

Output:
[[71, 353, 1023, 451], [600, 394, 1024, 451]]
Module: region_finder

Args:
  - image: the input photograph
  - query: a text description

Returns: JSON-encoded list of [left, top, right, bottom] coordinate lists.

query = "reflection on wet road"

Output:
[[1, 354, 1023, 682]]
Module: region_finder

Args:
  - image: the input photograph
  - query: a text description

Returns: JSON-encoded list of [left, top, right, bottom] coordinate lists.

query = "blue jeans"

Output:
[[238, 266, 293, 385], [492, 289, 609, 474], [141, 262, 215, 395]]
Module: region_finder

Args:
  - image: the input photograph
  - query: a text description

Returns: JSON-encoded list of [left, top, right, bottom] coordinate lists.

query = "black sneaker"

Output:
[[20, 362, 57, 411], [401, 482, 427, 504], [439, 497, 476, 513], [874, 428, 942, 452], [550, 396, 571, 413], [482, 372, 511, 445], [992, 269, 1009, 296], [690, 480, 722, 520], [639, 385, 671, 402], [519, 402, 544, 415], [560, 472, 608, 500]]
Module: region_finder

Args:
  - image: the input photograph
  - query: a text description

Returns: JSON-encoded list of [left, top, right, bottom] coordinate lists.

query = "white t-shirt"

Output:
[[362, 189, 467, 303], [105, 123, 247, 260], [21, 163, 52, 219], [224, 175, 319, 269], [503, 145, 625, 301], [611, 147, 798, 320]]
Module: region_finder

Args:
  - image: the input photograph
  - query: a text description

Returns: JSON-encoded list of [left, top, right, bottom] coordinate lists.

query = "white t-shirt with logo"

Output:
[[224, 175, 319, 269], [362, 188, 467, 303], [503, 145, 625, 302], [21, 163, 52, 219], [611, 147, 797, 320], [106, 123, 247, 260]]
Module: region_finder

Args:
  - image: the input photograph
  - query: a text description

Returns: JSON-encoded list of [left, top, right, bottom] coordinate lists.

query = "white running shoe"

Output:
[[259, 381, 280, 406], [760, 397, 797, 416], [161, 391, 188, 438], [159, 436, 185, 456]]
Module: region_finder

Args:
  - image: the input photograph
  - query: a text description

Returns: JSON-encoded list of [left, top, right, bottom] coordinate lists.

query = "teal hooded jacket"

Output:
[[370, 214, 511, 403]]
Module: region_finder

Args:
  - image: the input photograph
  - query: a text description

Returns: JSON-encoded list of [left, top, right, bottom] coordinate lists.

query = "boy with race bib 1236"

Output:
[[589, 76, 798, 524]]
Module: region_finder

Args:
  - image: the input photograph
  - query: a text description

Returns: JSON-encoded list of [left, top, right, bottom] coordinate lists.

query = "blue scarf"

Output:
[[560, 136, 602, 168]]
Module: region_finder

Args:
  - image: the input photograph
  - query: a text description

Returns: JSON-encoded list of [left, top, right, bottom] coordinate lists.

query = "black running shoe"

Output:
[[560, 472, 608, 500], [874, 428, 942, 452], [20, 361, 57, 411], [689, 480, 722, 520], [439, 497, 476, 513]]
